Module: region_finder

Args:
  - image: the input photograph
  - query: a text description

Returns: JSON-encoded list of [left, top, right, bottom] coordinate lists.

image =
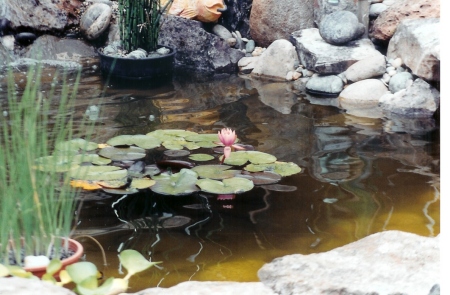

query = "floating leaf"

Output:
[[65, 262, 99, 284], [224, 151, 277, 166], [184, 133, 219, 142], [150, 168, 199, 196], [99, 146, 146, 161], [69, 165, 128, 181], [164, 149, 190, 157], [70, 180, 102, 190], [34, 155, 80, 172], [184, 142, 201, 150], [130, 178, 155, 189], [102, 187, 139, 195], [189, 154, 215, 161], [196, 141, 220, 148], [146, 129, 198, 140], [162, 139, 186, 150], [144, 165, 161, 177], [55, 138, 98, 152], [237, 171, 281, 185], [245, 161, 301, 177], [260, 184, 298, 192], [191, 165, 240, 180], [107, 134, 161, 149], [97, 179, 128, 188], [196, 177, 254, 194]]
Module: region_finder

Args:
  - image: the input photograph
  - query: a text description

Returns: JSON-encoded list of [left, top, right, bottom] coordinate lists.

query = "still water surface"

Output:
[[1, 61, 440, 291]]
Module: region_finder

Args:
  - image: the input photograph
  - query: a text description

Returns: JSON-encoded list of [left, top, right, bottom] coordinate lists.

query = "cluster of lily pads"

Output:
[[35, 129, 302, 196]]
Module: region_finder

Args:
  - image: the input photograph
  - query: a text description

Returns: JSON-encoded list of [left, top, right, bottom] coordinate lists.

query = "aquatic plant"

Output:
[[118, 0, 174, 52], [0, 249, 158, 295], [0, 65, 88, 267], [217, 128, 244, 163]]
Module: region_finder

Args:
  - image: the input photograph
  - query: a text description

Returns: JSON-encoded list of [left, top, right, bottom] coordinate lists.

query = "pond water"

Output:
[[0, 59, 440, 292]]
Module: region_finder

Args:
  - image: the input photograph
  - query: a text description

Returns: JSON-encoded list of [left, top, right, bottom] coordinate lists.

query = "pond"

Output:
[[0, 59, 440, 292]]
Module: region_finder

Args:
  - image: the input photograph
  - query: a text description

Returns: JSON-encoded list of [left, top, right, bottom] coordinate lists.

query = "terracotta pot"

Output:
[[23, 238, 84, 278]]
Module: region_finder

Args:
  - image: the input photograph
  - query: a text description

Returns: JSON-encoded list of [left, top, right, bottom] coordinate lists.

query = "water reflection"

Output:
[[0, 64, 439, 291]]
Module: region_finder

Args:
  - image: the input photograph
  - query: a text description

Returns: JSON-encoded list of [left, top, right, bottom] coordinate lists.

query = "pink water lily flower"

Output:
[[218, 128, 244, 162]]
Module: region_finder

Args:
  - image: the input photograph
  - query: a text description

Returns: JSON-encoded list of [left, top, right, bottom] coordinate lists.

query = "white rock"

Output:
[[391, 57, 402, 68], [24, 255, 50, 268]]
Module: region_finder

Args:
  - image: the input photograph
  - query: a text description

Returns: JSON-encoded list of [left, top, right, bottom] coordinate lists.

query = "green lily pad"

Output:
[[185, 133, 219, 142], [224, 151, 277, 166], [196, 177, 254, 194], [196, 141, 220, 148], [191, 165, 240, 180], [189, 154, 215, 161], [236, 171, 281, 185], [146, 129, 198, 140], [184, 142, 201, 150], [69, 165, 128, 181], [150, 168, 199, 196], [34, 155, 81, 172], [119, 249, 161, 277], [107, 134, 161, 149], [55, 138, 98, 152], [260, 184, 298, 192], [99, 146, 146, 161], [245, 161, 302, 177], [130, 178, 156, 189], [164, 149, 190, 157], [162, 138, 186, 150], [102, 187, 139, 195]]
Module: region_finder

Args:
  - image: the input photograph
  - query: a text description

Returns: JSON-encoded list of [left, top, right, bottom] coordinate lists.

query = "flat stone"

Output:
[[0, 277, 76, 295], [25, 35, 97, 60], [290, 28, 381, 74], [258, 231, 439, 295]]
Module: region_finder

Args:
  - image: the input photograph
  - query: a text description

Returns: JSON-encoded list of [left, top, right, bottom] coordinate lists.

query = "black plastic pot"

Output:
[[99, 45, 176, 80]]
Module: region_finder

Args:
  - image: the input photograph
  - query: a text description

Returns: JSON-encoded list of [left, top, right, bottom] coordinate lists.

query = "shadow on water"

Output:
[[0, 60, 440, 291]]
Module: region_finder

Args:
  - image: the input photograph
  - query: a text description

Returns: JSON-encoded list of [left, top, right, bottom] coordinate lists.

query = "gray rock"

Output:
[[319, 11, 365, 45], [127, 49, 147, 59], [0, 42, 15, 66], [1, 35, 15, 51], [314, 0, 359, 27], [0, 0, 80, 33], [245, 39, 255, 53], [238, 56, 259, 74], [250, 39, 299, 81], [0, 277, 76, 295], [380, 78, 440, 117], [389, 72, 413, 93], [232, 31, 245, 50], [158, 15, 245, 74], [249, 0, 315, 47], [80, 3, 112, 40], [306, 75, 344, 95], [343, 52, 386, 82], [258, 230, 439, 295], [25, 35, 97, 60], [212, 24, 233, 40], [290, 28, 381, 74], [369, 3, 388, 18], [387, 18, 440, 81]]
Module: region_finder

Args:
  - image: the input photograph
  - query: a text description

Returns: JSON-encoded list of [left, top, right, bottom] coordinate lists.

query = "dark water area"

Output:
[[0, 59, 440, 291]]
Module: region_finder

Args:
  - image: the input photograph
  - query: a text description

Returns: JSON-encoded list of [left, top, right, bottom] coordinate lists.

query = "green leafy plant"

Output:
[[0, 65, 88, 268], [0, 249, 159, 295], [119, 0, 174, 53]]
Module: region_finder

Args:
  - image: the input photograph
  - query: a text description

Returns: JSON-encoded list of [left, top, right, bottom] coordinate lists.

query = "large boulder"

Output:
[[258, 231, 439, 295], [387, 18, 440, 81], [249, 0, 314, 48], [369, 0, 440, 44], [0, 0, 82, 33], [250, 39, 299, 81], [158, 15, 245, 74], [379, 78, 440, 117], [319, 10, 365, 45], [218, 0, 253, 38], [290, 28, 380, 74], [0, 277, 76, 295]]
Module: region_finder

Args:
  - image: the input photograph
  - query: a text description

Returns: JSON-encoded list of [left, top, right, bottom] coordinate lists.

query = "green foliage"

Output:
[[0, 249, 158, 295], [119, 0, 174, 52], [0, 66, 86, 265]]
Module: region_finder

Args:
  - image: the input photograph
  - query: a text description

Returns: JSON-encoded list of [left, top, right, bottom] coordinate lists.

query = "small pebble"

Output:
[[391, 57, 402, 68], [382, 73, 391, 83], [387, 70, 397, 76]]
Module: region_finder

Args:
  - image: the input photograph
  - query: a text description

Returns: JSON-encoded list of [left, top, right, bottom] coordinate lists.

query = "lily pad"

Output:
[[189, 154, 215, 161], [35, 155, 81, 172], [69, 165, 128, 181], [130, 178, 155, 189], [191, 165, 240, 179], [107, 134, 161, 149], [161, 215, 192, 229], [146, 129, 198, 140], [237, 171, 281, 185], [97, 179, 128, 188], [99, 146, 146, 161], [245, 161, 301, 177], [224, 151, 277, 166], [196, 177, 254, 194], [144, 165, 161, 177], [102, 187, 139, 195], [55, 138, 98, 152], [185, 133, 220, 142], [70, 180, 102, 190], [196, 141, 220, 148], [150, 168, 199, 196], [260, 184, 298, 192], [164, 149, 190, 157]]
